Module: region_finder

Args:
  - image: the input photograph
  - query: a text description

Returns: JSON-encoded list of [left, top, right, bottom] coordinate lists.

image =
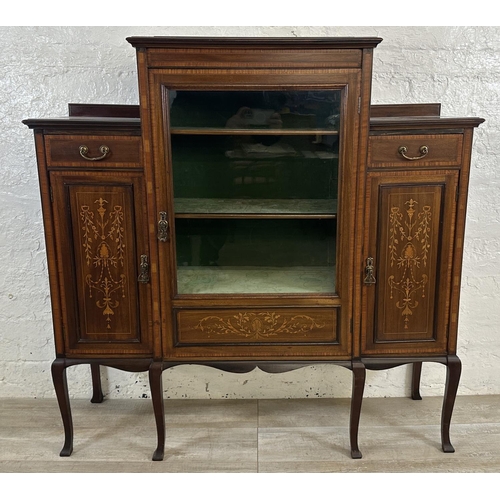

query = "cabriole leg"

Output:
[[350, 361, 366, 459], [51, 358, 73, 457], [149, 361, 165, 461], [90, 363, 104, 403], [441, 355, 462, 453], [411, 362, 423, 400]]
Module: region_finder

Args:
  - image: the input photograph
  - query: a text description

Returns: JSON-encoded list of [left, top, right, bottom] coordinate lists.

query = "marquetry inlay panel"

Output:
[[387, 197, 431, 330], [80, 196, 127, 330], [67, 183, 140, 341], [374, 184, 444, 342], [175, 308, 338, 345]]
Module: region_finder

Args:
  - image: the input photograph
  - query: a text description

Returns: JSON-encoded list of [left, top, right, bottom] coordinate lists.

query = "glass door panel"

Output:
[[168, 89, 341, 295]]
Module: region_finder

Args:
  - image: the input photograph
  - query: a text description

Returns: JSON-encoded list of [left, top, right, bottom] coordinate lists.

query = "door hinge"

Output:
[[358, 96, 361, 114]]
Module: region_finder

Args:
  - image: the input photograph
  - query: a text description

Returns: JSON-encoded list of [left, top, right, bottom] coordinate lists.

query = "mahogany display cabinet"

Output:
[[23, 37, 484, 461]]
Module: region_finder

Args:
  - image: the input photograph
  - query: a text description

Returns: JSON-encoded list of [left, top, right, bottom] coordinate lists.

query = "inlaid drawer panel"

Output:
[[45, 135, 141, 168], [367, 134, 463, 168], [175, 308, 339, 345]]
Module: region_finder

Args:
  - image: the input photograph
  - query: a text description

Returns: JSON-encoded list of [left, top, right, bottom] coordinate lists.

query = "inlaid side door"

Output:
[[361, 171, 459, 355], [50, 171, 153, 356]]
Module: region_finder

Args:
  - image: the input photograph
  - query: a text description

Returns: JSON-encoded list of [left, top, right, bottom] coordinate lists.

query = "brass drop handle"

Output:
[[363, 257, 376, 285], [79, 145, 110, 161], [398, 145, 429, 161], [137, 255, 150, 284], [157, 211, 169, 242]]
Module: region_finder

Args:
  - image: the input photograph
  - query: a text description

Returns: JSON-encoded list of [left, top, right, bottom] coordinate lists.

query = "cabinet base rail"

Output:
[[51, 356, 461, 461]]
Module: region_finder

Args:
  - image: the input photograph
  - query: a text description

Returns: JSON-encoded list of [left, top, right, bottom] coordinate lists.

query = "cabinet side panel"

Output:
[[33, 132, 66, 355], [448, 128, 476, 354]]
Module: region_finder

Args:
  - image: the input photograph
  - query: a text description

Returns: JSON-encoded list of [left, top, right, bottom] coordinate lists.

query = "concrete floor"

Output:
[[0, 395, 499, 472]]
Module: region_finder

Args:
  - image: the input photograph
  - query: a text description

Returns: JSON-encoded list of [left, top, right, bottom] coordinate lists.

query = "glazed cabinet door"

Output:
[[361, 170, 459, 355], [149, 76, 362, 360], [49, 171, 153, 356]]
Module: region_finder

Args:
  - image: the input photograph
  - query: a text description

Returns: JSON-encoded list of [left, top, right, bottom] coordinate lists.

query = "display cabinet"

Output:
[[23, 37, 484, 461]]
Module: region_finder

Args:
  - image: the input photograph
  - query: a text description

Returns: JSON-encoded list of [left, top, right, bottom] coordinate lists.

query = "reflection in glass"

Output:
[[175, 219, 336, 295], [172, 135, 338, 215], [169, 90, 340, 131], [168, 90, 341, 295]]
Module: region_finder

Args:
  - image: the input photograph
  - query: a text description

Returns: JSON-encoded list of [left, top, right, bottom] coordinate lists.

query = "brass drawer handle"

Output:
[[137, 255, 150, 284], [398, 145, 429, 161], [79, 145, 110, 161]]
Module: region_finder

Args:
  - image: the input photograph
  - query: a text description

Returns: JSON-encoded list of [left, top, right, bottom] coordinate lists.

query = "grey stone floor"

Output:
[[1, 395, 499, 472]]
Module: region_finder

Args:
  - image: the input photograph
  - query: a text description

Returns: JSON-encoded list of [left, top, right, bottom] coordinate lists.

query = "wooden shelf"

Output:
[[170, 127, 339, 135], [174, 198, 338, 218], [177, 266, 336, 294]]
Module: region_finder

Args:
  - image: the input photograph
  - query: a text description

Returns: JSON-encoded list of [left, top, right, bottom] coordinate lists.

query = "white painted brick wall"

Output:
[[1, 26, 498, 400]]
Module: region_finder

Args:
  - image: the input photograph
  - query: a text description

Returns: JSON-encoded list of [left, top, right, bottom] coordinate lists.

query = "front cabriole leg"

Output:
[[411, 362, 423, 400], [350, 360, 366, 459], [149, 361, 165, 461], [51, 358, 73, 457], [441, 355, 462, 453], [90, 363, 104, 403]]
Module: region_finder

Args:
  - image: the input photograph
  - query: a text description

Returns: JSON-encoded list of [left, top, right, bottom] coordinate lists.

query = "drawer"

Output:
[[45, 135, 141, 168], [367, 134, 463, 168], [175, 308, 339, 346]]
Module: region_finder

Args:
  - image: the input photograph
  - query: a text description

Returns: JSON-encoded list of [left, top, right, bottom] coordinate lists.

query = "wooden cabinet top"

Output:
[[126, 36, 384, 49], [23, 103, 484, 131]]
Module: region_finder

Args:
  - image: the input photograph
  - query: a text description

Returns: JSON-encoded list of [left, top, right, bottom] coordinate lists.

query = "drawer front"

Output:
[[367, 134, 463, 168], [45, 135, 141, 168], [176, 308, 338, 346]]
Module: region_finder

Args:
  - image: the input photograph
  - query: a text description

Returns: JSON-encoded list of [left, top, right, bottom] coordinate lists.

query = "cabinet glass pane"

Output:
[[176, 219, 336, 295], [168, 90, 341, 295], [172, 134, 338, 215], [169, 90, 340, 131]]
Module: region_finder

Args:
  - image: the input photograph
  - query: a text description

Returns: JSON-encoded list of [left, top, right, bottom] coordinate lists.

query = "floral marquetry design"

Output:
[[195, 312, 326, 340], [387, 198, 431, 329], [80, 197, 127, 329]]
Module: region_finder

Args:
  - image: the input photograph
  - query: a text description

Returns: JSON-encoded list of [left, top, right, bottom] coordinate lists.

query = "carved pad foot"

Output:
[[152, 447, 165, 461], [442, 442, 455, 453], [59, 443, 73, 457]]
